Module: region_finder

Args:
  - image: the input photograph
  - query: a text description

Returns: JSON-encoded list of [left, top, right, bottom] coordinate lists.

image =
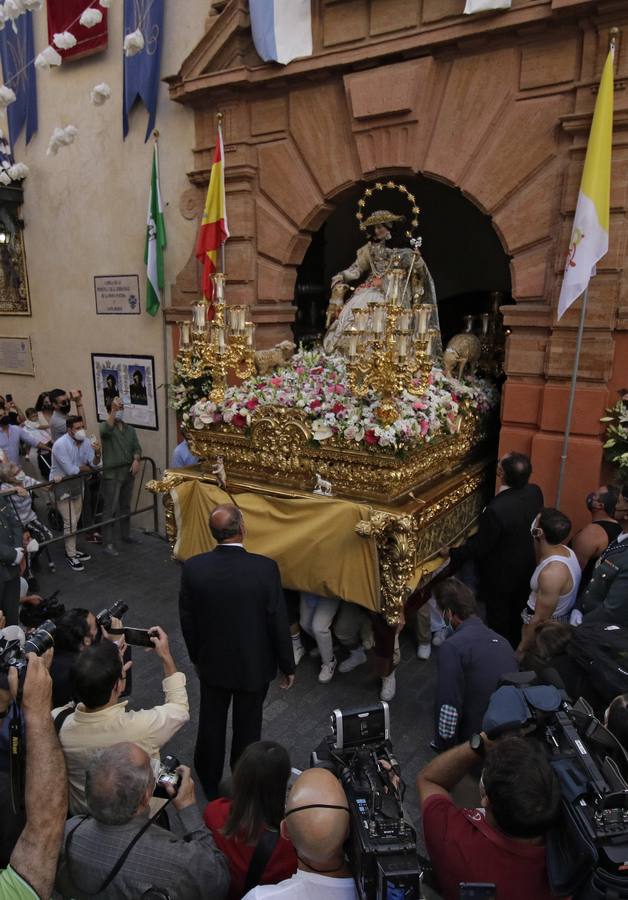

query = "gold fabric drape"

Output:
[[171, 479, 381, 611]]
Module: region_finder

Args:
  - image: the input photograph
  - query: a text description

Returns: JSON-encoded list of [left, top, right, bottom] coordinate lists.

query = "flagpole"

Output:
[[153, 128, 171, 473], [555, 286, 588, 508], [217, 112, 226, 276]]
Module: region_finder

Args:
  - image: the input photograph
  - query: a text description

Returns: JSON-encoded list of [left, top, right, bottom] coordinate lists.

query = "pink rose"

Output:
[[412, 401, 427, 411], [270, 376, 283, 387], [232, 413, 247, 429], [245, 398, 259, 410], [420, 419, 429, 436]]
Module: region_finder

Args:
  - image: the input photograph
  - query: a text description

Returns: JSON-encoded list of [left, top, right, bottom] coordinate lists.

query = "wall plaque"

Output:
[[0, 336, 34, 375], [94, 275, 141, 315]]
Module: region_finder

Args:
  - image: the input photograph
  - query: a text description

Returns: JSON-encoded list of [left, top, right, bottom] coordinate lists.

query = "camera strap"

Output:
[[65, 802, 171, 896], [243, 829, 280, 894], [9, 702, 24, 815]]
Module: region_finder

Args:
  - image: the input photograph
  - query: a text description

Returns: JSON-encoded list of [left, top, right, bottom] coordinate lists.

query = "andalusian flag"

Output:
[[557, 43, 615, 320], [195, 120, 229, 304], [145, 143, 167, 316]]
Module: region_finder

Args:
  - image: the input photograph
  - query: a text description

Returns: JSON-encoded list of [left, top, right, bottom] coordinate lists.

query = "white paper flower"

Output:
[[99, 0, 111, 6], [7, 162, 28, 180], [80, 7, 103, 27], [53, 31, 77, 50], [4, 0, 25, 32], [35, 46, 62, 70], [22, 0, 43, 10], [0, 171, 10, 186], [0, 86, 16, 108], [123, 28, 144, 56], [90, 82, 111, 106], [46, 124, 78, 157]]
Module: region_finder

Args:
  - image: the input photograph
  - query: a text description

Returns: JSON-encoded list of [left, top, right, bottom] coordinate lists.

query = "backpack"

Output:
[[567, 623, 628, 703]]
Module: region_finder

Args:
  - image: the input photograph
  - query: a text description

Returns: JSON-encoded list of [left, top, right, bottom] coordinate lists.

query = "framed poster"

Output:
[[91, 353, 158, 430], [0, 336, 34, 375], [94, 275, 141, 315], [0, 230, 31, 315]]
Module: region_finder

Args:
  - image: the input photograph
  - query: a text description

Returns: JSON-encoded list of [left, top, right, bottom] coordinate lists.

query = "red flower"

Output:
[[232, 413, 247, 429], [245, 398, 259, 410], [451, 394, 459, 403], [331, 402, 345, 414], [310, 399, 322, 410], [364, 429, 379, 445]]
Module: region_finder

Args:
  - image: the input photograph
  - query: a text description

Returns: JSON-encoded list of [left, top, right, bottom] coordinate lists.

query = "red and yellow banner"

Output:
[[195, 124, 229, 308]]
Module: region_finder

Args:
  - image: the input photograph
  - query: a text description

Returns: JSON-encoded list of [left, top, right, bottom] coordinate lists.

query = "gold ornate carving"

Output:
[[186, 405, 485, 503], [146, 474, 190, 553], [356, 512, 419, 625]]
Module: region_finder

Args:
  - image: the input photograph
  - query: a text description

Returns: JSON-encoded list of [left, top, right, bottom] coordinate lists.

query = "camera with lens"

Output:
[[154, 755, 181, 799], [311, 703, 425, 899], [95, 600, 128, 632], [0, 620, 56, 673]]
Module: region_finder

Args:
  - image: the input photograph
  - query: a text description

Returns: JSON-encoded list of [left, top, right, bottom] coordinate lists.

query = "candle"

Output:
[[481, 313, 489, 336], [245, 322, 255, 346], [418, 305, 429, 334], [397, 334, 407, 358], [218, 328, 225, 352], [181, 322, 191, 347], [192, 302, 207, 332], [399, 311, 410, 331], [213, 274, 225, 303], [348, 328, 358, 359], [373, 306, 385, 334]]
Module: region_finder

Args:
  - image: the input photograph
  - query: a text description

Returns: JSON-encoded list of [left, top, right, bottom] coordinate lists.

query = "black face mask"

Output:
[[59, 401, 71, 414]]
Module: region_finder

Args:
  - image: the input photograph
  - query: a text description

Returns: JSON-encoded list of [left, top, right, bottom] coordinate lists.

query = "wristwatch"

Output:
[[469, 733, 485, 756]]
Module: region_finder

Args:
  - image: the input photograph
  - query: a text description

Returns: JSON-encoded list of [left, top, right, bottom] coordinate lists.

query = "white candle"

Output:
[[218, 328, 225, 350], [245, 322, 255, 346], [397, 334, 407, 358], [181, 322, 191, 347], [482, 313, 489, 335], [373, 307, 385, 334], [348, 328, 358, 358], [418, 305, 429, 334]]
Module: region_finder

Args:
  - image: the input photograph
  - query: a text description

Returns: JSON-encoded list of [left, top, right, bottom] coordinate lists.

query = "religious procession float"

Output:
[[149, 182, 503, 627]]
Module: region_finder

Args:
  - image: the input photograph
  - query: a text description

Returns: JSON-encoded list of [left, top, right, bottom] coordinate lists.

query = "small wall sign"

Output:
[[94, 275, 141, 315]]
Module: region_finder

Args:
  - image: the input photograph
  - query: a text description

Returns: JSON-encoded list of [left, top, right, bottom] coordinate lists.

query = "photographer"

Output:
[[0, 654, 68, 899], [49, 608, 100, 708], [243, 768, 356, 899], [417, 734, 562, 900], [56, 741, 229, 899], [52, 626, 189, 815]]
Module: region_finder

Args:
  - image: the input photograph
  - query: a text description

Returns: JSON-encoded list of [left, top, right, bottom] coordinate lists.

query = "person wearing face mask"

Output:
[[100, 397, 142, 557], [516, 508, 580, 660], [581, 484, 628, 626], [0, 412, 48, 467], [431, 578, 517, 752], [49, 416, 102, 572], [571, 485, 621, 594], [0, 462, 54, 583], [49, 388, 85, 443]]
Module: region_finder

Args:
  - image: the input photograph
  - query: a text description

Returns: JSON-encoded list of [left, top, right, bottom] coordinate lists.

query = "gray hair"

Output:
[[0, 462, 17, 483], [85, 743, 152, 825]]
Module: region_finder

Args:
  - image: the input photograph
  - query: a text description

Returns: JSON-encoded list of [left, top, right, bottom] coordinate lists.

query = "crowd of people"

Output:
[[0, 435, 626, 898]]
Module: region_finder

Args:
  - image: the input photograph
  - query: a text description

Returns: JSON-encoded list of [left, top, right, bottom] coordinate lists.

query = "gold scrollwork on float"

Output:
[[186, 404, 485, 502], [146, 473, 189, 550], [356, 512, 419, 626]]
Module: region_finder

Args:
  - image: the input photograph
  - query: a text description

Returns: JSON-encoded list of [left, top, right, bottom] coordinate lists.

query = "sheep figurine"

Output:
[[442, 332, 481, 379], [254, 340, 296, 376], [313, 473, 333, 496]]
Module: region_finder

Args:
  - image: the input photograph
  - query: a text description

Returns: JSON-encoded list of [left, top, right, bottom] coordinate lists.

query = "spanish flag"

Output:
[[195, 120, 229, 305], [557, 42, 615, 320]]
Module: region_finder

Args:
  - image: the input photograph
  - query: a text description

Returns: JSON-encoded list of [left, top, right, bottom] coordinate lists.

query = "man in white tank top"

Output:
[[516, 508, 581, 660]]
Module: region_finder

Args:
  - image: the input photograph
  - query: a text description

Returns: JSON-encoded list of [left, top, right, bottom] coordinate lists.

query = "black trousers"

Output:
[[0, 575, 20, 626], [485, 587, 529, 649], [195, 680, 269, 800]]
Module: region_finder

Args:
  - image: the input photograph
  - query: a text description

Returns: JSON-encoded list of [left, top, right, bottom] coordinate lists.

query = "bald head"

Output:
[[85, 742, 153, 825], [209, 504, 244, 543], [284, 769, 350, 866]]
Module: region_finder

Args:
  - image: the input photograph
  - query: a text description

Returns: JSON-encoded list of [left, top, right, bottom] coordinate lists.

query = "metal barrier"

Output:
[[0, 456, 161, 549]]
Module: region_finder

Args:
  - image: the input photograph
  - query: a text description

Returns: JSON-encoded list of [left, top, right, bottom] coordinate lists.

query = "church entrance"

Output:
[[293, 174, 513, 348]]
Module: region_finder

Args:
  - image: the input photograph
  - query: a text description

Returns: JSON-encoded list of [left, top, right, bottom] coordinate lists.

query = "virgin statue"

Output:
[[322, 209, 441, 357]]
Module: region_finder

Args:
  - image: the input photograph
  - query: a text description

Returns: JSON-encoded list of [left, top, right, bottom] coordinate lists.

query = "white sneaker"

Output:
[[338, 647, 367, 673], [380, 672, 396, 701], [293, 643, 305, 666], [318, 658, 337, 683], [417, 643, 432, 660]]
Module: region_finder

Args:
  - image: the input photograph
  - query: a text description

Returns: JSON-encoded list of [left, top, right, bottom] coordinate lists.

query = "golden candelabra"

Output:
[[176, 273, 255, 404], [346, 256, 436, 426]]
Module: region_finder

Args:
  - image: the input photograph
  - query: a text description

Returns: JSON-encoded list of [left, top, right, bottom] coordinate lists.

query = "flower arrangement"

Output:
[[169, 356, 213, 418], [601, 396, 628, 478], [185, 349, 498, 455]]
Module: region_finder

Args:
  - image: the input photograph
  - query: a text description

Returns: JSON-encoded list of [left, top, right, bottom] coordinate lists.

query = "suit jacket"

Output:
[[179, 545, 295, 692], [450, 483, 543, 599], [0, 494, 23, 583]]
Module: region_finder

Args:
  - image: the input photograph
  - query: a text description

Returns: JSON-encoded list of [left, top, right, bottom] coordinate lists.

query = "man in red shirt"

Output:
[[417, 734, 563, 900]]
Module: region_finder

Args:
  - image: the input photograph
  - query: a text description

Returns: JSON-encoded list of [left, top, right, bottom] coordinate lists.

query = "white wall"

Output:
[[0, 0, 208, 469]]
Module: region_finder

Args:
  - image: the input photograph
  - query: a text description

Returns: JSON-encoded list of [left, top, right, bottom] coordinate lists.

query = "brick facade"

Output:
[[167, 0, 628, 529]]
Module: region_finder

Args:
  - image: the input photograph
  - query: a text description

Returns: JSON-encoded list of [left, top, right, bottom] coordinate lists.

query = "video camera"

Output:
[[95, 600, 129, 633], [484, 675, 628, 898], [0, 620, 56, 674], [311, 702, 425, 900]]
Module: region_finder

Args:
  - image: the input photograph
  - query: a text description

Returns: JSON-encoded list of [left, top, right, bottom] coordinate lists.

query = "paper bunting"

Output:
[[53, 30, 77, 49], [90, 81, 111, 105], [46, 124, 78, 156], [0, 85, 16, 107], [79, 7, 103, 28], [123, 27, 143, 56], [35, 45, 62, 68]]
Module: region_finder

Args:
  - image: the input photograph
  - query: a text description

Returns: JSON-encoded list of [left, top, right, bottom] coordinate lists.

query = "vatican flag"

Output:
[[557, 43, 615, 320]]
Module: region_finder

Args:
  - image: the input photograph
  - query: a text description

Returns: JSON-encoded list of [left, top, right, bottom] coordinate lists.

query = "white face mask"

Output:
[[114, 410, 124, 421], [14, 472, 25, 482], [73, 429, 86, 442]]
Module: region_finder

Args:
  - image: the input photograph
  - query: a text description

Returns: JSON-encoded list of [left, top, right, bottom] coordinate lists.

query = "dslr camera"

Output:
[[311, 702, 425, 899], [95, 600, 129, 633], [0, 620, 56, 674], [154, 755, 182, 799]]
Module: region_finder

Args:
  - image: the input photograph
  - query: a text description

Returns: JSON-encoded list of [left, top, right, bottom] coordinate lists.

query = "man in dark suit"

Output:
[[179, 504, 295, 799], [445, 452, 543, 647]]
